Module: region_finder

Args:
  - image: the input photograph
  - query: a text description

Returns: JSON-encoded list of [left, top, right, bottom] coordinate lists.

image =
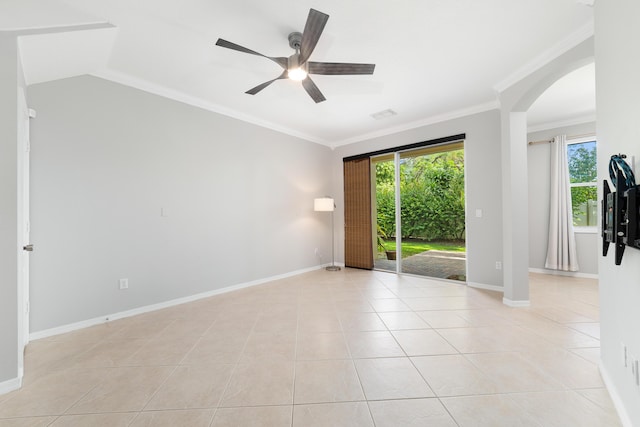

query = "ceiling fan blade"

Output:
[[298, 9, 329, 64], [301, 77, 326, 103], [308, 62, 376, 75], [215, 38, 287, 69], [245, 71, 288, 95]]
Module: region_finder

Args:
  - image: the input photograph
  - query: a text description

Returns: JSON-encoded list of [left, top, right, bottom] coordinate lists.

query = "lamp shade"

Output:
[[314, 197, 334, 212]]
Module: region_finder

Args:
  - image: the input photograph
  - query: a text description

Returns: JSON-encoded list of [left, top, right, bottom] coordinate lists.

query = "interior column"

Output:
[[501, 111, 530, 305]]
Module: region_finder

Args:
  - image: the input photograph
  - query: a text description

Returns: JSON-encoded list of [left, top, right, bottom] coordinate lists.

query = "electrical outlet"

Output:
[[495, 261, 502, 270], [119, 278, 129, 290]]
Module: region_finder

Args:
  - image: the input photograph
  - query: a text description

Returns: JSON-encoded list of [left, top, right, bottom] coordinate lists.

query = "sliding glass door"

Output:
[[372, 142, 467, 281]]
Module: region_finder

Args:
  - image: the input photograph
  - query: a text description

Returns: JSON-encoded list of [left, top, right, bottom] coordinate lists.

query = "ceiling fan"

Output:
[[215, 8, 376, 103]]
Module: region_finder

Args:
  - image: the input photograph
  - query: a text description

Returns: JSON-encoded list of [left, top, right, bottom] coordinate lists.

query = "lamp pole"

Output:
[[315, 197, 341, 271], [327, 206, 340, 271]]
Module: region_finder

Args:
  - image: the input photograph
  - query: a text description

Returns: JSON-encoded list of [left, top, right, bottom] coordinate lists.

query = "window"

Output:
[[567, 137, 597, 229]]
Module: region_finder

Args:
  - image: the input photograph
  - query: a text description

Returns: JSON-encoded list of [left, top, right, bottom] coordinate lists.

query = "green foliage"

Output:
[[376, 223, 387, 252], [571, 186, 598, 226], [567, 142, 597, 225], [375, 161, 395, 186], [380, 239, 465, 258], [570, 186, 597, 210], [375, 161, 396, 237], [376, 185, 396, 237], [568, 143, 597, 183], [375, 150, 466, 240]]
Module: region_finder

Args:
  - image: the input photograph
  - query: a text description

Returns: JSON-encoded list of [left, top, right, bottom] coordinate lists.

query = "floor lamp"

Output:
[[314, 197, 341, 271]]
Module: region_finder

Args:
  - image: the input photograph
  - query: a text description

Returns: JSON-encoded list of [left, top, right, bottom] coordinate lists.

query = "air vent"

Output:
[[370, 109, 397, 120]]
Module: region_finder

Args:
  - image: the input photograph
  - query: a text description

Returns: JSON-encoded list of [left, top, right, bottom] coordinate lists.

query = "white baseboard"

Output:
[[0, 376, 22, 396], [502, 297, 531, 307], [30, 264, 327, 341], [599, 361, 633, 427], [529, 267, 598, 280], [467, 281, 504, 293]]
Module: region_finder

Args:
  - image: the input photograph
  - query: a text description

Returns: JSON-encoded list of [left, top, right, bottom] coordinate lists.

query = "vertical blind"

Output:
[[343, 158, 374, 269]]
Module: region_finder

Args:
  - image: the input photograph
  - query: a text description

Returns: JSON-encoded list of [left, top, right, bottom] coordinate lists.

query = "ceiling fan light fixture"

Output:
[[287, 52, 308, 81], [288, 67, 308, 81]]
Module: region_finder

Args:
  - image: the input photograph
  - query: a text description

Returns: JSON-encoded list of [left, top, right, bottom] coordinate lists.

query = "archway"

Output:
[[527, 63, 597, 277], [498, 36, 594, 305]]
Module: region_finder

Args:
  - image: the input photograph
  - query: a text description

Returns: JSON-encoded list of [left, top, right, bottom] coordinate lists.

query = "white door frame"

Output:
[[16, 87, 31, 378], [373, 141, 468, 279]]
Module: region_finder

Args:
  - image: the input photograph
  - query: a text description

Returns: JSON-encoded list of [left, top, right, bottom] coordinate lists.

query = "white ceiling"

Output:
[[3, 0, 595, 146], [527, 62, 596, 131]]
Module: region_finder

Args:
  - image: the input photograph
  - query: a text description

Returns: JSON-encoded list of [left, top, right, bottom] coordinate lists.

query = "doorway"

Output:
[[372, 142, 467, 281]]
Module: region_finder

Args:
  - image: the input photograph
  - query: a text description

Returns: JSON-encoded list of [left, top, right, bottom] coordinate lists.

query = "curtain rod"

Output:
[[528, 132, 596, 145]]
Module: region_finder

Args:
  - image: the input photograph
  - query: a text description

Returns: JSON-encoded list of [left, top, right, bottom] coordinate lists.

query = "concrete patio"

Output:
[[374, 250, 466, 281]]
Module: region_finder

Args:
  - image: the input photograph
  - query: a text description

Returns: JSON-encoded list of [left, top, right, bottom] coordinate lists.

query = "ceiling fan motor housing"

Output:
[[287, 32, 307, 77], [288, 32, 303, 50]]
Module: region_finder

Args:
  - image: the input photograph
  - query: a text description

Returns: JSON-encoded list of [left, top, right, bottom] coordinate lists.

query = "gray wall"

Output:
[[596, 0, 640, 425], [0, 36, 20, 386], [28, 75, 333, 332], [527, 122, 598, 275], [333, 109, 504, 289]]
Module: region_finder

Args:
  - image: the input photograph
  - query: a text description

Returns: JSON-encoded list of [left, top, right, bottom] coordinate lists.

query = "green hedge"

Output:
[[376, 151, 465, 240]]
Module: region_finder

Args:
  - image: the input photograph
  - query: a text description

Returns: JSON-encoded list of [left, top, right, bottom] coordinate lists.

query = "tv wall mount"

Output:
[[602, 154, 640, 265]]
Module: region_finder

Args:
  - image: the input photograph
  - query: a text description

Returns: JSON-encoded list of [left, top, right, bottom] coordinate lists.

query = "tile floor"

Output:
[[0, 270, 623, 426]]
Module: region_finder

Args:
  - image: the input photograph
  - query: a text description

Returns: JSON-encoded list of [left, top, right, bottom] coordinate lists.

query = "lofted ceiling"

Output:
[[3, 0, 595, 146]]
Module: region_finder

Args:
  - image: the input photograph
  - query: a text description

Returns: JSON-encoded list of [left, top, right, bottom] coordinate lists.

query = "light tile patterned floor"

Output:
[[0, 271, 622, 426]]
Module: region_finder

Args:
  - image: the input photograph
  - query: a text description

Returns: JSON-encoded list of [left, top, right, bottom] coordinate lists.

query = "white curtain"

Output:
[[545, 135, 579, 271]]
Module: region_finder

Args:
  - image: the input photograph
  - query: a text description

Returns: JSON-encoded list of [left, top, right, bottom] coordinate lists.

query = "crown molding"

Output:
[[91, 69, 500, 150], [91, 69, 327, 146], [494, 21, 594, 93], [330, 100, 499, 149], [527, 114, 596, 133], [9, 22, 113, 35]]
